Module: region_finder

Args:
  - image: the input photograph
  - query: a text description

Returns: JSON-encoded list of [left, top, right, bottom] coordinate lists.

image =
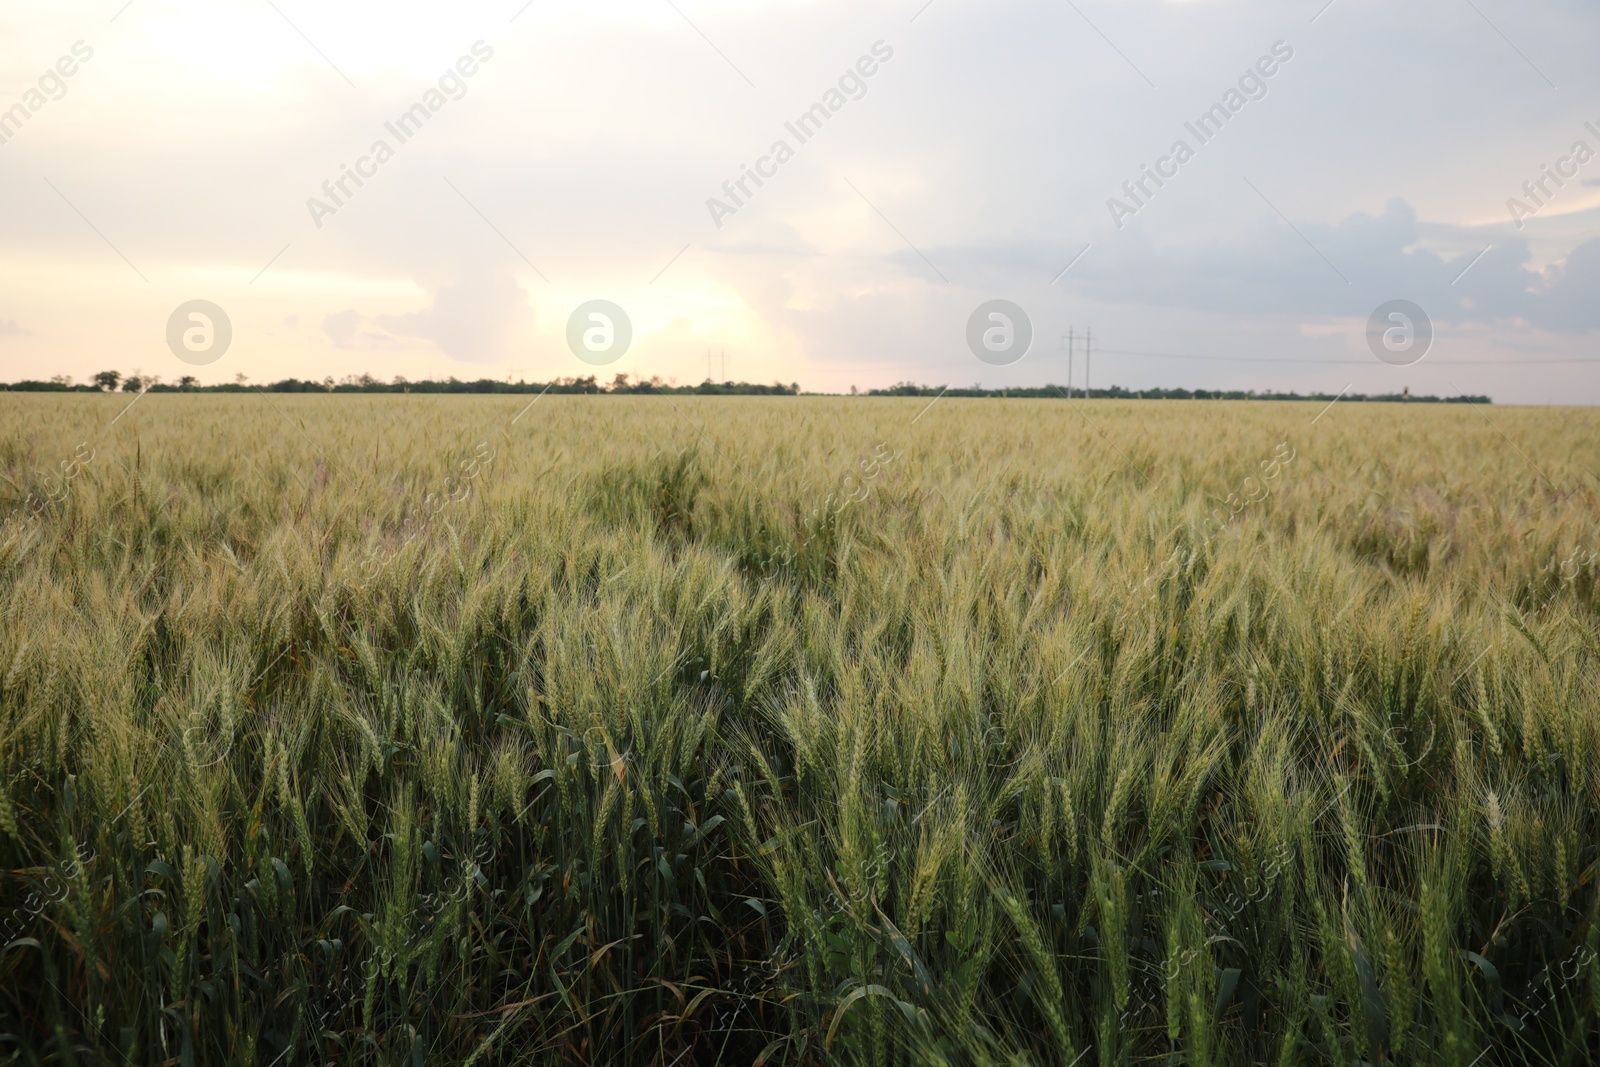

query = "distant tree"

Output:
[[122, 376, 142, 392], [179, 376, 199, 390], [51, 374, 73, 388], [93, 370, 121, 392]]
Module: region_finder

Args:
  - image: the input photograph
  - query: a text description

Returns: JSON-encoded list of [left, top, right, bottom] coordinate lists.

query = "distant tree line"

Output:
[[0, 373, 1490, 403], [865, 382, 1492, 403], [0, 372, 802, 396]]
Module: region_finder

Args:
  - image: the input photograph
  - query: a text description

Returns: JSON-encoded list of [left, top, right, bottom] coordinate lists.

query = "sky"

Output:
[[1, 0, 1597, 402]]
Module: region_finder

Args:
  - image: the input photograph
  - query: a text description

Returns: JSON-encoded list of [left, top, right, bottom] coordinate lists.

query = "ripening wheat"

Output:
[[0, 393, 1596, 1065]]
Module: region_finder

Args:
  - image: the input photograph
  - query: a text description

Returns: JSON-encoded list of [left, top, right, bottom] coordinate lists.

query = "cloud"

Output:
[[1532, 238, 1600, 331], [378, 268, 535, 363], [0, 320, 25, 338], [323, 310, 361, 348], [319, 310, 412, 353], [932, 199, 1600, 333]]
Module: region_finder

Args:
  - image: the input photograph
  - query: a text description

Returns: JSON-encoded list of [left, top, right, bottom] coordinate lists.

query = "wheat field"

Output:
[[0, 393, 1596, 1066]]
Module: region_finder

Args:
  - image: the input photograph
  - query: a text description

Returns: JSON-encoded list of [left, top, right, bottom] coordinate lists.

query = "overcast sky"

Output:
[[1, 0, 1597, 401]]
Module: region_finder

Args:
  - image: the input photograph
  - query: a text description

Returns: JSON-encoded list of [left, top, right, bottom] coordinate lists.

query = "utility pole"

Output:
[[1085, 327, 1092, 397], [1063, 327, 1074, 397]]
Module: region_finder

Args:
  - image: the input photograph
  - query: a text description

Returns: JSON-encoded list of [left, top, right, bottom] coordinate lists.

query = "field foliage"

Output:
[[0, 394, 1597, 1065]]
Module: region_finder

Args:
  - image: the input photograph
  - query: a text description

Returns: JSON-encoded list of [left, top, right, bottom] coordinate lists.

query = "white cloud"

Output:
[[378, 267, 535, 363]]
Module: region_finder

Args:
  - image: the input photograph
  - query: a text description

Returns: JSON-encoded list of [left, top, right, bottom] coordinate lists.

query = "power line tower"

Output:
[[1085, 327, 1093, 397], [1061, 328, 1074, 397]]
